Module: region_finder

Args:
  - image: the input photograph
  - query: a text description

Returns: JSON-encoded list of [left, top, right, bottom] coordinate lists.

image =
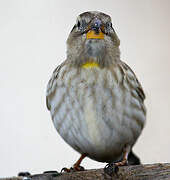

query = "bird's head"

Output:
[[67, 11, 120, 67]]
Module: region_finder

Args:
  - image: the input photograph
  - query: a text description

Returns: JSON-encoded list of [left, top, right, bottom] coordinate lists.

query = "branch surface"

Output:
[[1, 163, 170, 180]]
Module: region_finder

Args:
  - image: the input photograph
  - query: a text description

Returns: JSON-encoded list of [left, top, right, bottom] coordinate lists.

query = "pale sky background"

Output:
[[0, 0, 170, 177]]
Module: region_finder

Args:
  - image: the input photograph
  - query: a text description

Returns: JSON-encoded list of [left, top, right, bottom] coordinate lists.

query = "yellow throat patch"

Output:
[[82, 62, 100, 68]]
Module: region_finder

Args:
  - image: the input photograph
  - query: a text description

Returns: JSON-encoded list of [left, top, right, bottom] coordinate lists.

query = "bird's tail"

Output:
[[128, 151, 141, 165]]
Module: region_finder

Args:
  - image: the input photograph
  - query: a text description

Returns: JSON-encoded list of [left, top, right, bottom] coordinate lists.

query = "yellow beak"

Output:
[[86, 30, 104, 39]]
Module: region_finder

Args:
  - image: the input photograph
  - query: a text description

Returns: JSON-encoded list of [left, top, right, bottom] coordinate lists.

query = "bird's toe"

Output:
[[104, 163, 119, 176]]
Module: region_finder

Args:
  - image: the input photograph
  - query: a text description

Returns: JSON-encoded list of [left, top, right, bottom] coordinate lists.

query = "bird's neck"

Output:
[[68, 39, 120, 68]]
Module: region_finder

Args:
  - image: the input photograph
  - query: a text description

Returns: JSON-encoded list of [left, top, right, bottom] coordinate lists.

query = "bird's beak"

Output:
[[86, 19, 104, 39], [86, 30, 104, 39]]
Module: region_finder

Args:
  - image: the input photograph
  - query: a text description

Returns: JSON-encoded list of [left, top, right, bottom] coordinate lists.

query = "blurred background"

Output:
[[0, 0, 170, 177]]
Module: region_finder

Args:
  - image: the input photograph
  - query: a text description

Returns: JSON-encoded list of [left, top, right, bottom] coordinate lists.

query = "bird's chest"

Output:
[[67, 67, 125, 111], [64, 67, 127, 131], [54, 66, 130, 129], [61, 67, 129, 150], [53, 67, 137, 157]]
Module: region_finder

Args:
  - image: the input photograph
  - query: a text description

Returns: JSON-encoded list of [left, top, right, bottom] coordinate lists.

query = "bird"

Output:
[[46, 11, 146, 172]]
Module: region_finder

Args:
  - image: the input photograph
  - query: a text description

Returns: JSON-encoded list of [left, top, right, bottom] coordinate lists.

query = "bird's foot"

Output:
[[114, 159, 128, 166], [104, 163, 119, 176], [61, 154, 86, 173], [73, 165, 85, 171], [104, 145, 130, 176], [104, 160, 128, 176], [61, 165, 85, 173]]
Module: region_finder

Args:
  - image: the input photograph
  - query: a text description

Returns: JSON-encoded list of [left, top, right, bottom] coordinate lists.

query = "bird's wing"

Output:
[[120, 60, 146, 103], [46, 61, 66, 110]]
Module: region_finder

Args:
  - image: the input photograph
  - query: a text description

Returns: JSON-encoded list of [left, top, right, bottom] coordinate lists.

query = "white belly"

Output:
[[50, 68, 145, 162]]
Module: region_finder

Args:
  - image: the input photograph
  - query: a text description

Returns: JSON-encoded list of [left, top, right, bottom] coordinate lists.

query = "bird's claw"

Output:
[[74, 165, 85, 171], [104, 163, 119, 176]]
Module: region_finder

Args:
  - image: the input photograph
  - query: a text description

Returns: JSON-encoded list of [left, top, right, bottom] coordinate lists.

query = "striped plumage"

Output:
[[46, 11, 146, 166]]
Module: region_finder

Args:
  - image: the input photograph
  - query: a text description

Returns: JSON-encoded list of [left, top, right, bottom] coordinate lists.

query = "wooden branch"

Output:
[[1, 163, 170, 180]]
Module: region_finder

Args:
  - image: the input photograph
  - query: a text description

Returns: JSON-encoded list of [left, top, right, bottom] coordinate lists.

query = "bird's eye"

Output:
[[76, 20, 87, 32], [106, 22, 113, 28], [77, 21, 81, 29]]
